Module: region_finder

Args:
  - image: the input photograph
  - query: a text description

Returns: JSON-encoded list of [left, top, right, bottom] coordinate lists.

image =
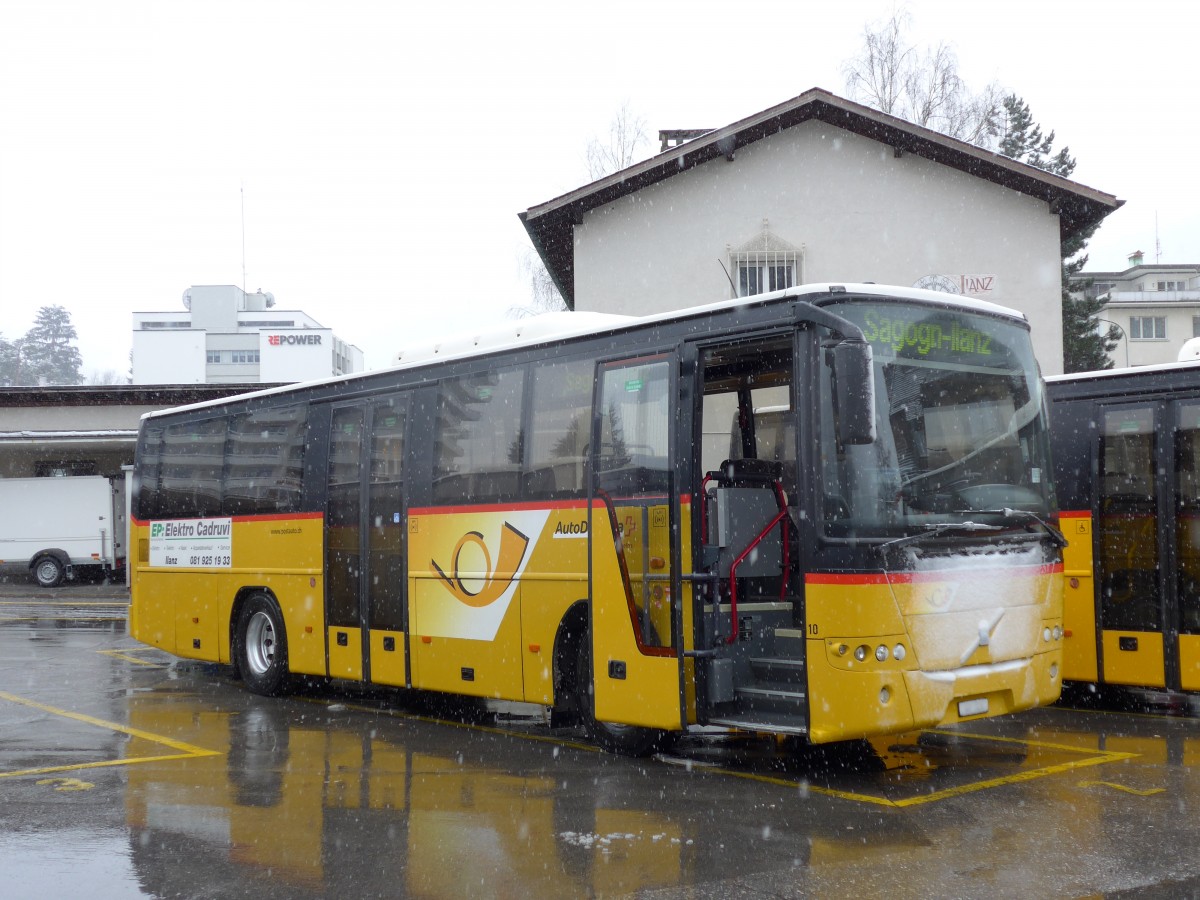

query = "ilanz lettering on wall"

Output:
[[960, 275, 995, 294]]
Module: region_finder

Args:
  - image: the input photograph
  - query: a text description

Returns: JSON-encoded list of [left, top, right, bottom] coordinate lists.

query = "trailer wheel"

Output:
[[574, 637, 663, 757], [234, 594, 290, 696], [32, 555, 65, 588]]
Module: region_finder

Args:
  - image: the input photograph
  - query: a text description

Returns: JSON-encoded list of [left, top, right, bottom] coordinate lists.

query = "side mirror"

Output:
[[829, 339, 876, 446]]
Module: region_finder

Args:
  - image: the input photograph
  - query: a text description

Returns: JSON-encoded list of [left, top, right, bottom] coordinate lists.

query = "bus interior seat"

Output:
[[705, 459, 785, 580]]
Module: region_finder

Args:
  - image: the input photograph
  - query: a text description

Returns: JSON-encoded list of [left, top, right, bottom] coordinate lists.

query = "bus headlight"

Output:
[[893, 643, 906, 661], [1044, 628, 1052, 642], [875, 644, 888, 662], [854, 645, 869, 662], [1053, 626, 1062, 641]]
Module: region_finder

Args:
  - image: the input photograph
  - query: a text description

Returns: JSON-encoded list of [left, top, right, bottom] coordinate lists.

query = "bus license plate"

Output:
[[958, 698, 989, 717]]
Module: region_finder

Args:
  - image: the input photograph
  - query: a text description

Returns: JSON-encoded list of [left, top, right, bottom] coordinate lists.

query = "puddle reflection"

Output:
[[122, 681, 925, 897]]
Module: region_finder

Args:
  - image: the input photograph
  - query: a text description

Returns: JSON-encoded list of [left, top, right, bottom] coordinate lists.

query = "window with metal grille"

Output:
[[729, 228, 802, 298], [736, 258, 796, 297]]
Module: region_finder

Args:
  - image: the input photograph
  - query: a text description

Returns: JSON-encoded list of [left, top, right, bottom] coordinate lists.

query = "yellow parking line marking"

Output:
[[702, 732, 1137, 808], [97, 648, 165, 666], [36, 777, 95, 792], [1079, 780, 1165, 796], [301, 698, 1137, 808], [0, 690, 220, 780], [0, 619, 127, 624], [0, 601, 127, 606]]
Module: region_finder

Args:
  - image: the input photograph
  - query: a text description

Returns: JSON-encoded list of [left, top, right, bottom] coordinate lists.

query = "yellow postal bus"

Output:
[[1048, 361, 1200, 700], [130, 283, 1064, 754]]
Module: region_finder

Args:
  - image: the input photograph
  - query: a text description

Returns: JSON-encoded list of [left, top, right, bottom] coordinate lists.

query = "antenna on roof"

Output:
[[241, 183, 247, 294], [718, 259, 738, 299]]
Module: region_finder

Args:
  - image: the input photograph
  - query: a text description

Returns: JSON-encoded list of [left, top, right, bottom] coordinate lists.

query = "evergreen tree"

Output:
[[0, 334, 19, 386], [999, 95, 1116, 372], [20, 305, 84, 385]]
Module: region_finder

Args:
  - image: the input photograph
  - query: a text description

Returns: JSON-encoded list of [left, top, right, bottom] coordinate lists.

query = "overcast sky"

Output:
[[1, 0, 1197, 379]]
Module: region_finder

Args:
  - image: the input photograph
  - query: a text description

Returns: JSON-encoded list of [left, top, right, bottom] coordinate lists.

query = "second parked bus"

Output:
[[1048, 361, 1200, 698]]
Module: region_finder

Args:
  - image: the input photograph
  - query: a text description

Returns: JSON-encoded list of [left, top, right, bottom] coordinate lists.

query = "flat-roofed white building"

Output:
[[132, 285, 364, 385], [1072, 254, 1200, 367]]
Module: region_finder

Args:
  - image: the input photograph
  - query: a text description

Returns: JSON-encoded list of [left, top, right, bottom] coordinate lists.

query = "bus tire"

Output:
[[574, 637, 663, 757], [235, 594, 290, 697], [32, 554, 65, 588]]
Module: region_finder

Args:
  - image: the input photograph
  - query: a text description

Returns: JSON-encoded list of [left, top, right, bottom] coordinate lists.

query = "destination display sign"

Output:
[[829, 302, 1018, 367], [149, 518, 233, 568]]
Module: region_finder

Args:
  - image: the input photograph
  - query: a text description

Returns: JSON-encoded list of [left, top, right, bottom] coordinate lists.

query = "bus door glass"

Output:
[[325, 395, 409, 685], [590, 356, 682, 731], [1174, 403, 1200, 690], [366, 396, 408, 686], [1098, 404, 1166, 688], [327, 405, 364, 680]]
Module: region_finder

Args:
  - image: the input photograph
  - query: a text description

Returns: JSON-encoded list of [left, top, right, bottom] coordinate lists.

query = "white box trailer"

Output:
[[0, 475, 126, 587]]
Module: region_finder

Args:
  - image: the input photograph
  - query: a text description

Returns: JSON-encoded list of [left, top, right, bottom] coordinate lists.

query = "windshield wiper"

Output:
[[878, 520, 1003, 553], [963, 507, 1069, 549]]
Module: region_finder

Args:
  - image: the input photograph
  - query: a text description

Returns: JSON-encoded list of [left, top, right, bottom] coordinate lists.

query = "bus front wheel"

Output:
[[574, 638, 663, 757], [235, 594, 290, 697]]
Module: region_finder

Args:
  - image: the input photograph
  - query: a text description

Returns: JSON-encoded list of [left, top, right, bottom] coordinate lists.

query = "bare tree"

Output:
[[843, 9, 1003, 147], [516, 104, 651, 314], [509, 248, 567, 318], [585, 102, 650, 181], [87, 368, 125, 385]]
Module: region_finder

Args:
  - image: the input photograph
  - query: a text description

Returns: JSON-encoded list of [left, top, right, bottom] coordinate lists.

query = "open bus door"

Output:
[[587, 355, 685, 743]]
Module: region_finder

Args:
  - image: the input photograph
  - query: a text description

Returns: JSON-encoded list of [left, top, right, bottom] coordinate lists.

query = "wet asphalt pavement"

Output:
[[2, 579, 1200, 899]]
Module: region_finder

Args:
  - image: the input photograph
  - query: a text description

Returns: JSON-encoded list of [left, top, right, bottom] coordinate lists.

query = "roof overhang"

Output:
[[520, 87, 1123, 309]]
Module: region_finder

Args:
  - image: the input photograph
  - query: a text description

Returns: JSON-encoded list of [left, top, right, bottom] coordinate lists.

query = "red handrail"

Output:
[[725, 507, 790, 645]]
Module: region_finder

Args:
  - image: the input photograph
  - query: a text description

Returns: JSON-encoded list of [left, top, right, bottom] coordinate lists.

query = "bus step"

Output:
[[772, 626, 806, 654], [749, 656, 806, 683], [735, 685, 808, 717], [707, 710, 808, 736]]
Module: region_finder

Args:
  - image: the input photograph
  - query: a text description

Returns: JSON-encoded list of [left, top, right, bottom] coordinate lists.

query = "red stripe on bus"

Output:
[[410, 496, 690, 516], [409, 500, 591, 516], [807, 563, 1063, 585], [1058, 510, 1091, 518]]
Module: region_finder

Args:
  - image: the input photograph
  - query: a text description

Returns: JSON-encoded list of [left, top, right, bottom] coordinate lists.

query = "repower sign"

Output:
[[267, 333, 322, 346], [149, 518, 233, 568], [259, 328, 333, 381]]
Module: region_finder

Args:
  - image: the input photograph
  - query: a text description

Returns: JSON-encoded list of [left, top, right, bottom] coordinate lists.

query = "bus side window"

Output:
[[222, 404, 307, 516], [524, 358, 593, 499], [433, 368, 526, 505], [160, 416, 226, 518]]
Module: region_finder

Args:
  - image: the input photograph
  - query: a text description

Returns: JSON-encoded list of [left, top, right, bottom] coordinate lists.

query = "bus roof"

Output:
[[1046, 358, 1200, 386], [141, 282, 1027, 422]]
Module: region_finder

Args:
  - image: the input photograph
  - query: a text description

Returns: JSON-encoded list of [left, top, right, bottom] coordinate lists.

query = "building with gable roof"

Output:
[[521, 87, 1121, 375]]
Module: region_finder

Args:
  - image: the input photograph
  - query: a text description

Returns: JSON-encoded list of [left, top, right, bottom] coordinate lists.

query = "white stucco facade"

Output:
[[572, 122, 1066, 373]]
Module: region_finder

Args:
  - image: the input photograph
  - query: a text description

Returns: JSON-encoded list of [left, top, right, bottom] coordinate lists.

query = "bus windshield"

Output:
[[820, 300, 1053, 540]]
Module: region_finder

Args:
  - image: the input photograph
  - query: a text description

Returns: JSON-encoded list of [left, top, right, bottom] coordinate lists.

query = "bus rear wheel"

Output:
[[235, 594, 290, 696], [574, 637, 663, 757]]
